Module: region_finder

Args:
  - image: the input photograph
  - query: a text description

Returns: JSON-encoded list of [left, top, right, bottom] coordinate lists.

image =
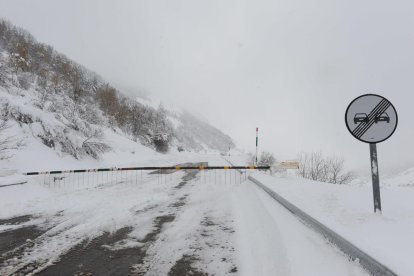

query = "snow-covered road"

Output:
[[233, 181, 367, 276], [0, 165, 368, 275]]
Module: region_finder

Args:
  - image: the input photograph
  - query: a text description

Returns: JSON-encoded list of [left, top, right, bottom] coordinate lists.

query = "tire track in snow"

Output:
[[40, 170, 197, 276], [1, 164, 239, 275], [0, 167, 195, 275], [135, 170, 239, 276]]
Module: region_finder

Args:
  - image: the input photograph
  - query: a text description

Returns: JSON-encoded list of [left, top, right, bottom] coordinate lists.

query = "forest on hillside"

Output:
[[0, 19, 174, 156]]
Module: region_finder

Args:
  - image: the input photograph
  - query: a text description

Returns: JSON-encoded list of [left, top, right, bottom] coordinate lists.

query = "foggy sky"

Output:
[[1, 0, 414, 174]]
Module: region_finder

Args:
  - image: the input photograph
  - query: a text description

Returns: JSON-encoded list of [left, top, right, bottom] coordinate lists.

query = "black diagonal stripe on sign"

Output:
[[352, 99, 387, 135], [356, 102, 391, 138], [354, 100, 390, 138], [354, 101, 390, 138], [352, 99, 388, 137], [355, 102, 390, 139]]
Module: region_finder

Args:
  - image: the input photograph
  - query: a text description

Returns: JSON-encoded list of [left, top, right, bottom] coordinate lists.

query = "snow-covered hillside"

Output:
[[347, 166, 414, 189], [382, 167, 414, 188], [135, 97, 235, 153], [0, 19, 234, 172]]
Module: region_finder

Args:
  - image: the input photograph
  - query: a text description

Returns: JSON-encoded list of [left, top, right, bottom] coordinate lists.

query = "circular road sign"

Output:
[[345, 94, 398, 144]]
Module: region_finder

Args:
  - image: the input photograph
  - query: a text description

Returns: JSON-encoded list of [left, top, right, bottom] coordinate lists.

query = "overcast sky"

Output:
[[1, 0, 414, 174]]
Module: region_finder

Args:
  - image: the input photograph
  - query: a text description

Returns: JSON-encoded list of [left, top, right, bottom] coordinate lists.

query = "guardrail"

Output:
[[0, 181, 28, 188], [249, 175, 397, 276]]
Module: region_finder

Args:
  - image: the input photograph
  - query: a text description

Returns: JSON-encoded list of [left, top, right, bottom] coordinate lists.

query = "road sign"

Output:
[[345, 94, 398, 213], [345, 94, 398, 144], [274, 161, 300, 170]]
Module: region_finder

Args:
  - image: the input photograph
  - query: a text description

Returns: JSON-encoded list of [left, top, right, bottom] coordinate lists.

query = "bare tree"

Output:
[[297, 151, 354, 184], [298, 152, 326, 181], [68, 70, 85, 119], [50, 73, 60, 93], [326, 156, 354, 184], [8, 41, 29, 85], [36, 69, 50, 109]]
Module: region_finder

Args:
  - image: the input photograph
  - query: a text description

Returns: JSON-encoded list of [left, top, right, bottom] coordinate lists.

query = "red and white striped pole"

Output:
[[255, 127, 259, 165]]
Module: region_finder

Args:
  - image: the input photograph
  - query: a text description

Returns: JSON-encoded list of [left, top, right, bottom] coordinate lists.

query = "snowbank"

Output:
[[251, 173, 414, 276]]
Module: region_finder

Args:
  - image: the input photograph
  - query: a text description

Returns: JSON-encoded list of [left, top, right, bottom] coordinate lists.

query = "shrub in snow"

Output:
[[82, 140, 111, 159], [297, 151, 354, 184], [258, 152, 276, 167], [152, 134, 170, 153], [248, 151, 277, 167]]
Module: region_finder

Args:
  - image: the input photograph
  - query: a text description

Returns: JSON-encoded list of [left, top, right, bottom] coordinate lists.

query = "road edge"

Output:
[[248, 175, 397, 276]]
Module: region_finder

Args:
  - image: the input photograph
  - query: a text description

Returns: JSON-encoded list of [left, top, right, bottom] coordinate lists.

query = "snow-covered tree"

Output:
[[248, 151, 276, 167]]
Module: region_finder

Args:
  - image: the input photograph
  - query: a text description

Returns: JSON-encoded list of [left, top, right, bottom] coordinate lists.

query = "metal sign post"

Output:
[[255, 127, 259, 165], [369, 143, 382, 212], [345, 94, 398, 213]]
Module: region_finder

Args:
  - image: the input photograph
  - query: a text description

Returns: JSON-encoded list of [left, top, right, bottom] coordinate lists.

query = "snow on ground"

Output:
[[0, 153, 232, 274], [0, 152, 369, 275], [233, 181, 367, 276], [132, 169, 239, 275], [0, 171, 182, 272], [252, 172, 414, 276]]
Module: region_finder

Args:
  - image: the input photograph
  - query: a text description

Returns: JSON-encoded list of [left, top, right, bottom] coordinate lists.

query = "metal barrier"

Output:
[[23, 166, 270, 175], [23, 165, 270, 190]]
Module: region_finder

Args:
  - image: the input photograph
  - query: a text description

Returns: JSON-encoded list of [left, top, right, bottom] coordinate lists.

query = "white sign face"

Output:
[[345, 94, 398, 144]]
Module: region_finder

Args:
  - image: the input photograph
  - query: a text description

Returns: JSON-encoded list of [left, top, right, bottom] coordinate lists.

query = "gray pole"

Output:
[[255, 127, 258, 165], [369, 143, 382, 213]]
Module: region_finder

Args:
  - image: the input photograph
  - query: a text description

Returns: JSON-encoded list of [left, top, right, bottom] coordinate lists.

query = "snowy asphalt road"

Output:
[[0, 167, 368, 275]]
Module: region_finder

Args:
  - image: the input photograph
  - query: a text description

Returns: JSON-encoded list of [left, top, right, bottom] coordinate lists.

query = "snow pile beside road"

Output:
[[0, 181, 51, 224], [252, 173, 414, 276], [233, 181, 367, 276]]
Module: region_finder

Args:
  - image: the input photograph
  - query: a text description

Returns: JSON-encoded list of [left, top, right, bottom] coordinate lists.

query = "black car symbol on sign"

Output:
[[375, 112, 390, 123], [354, 113, 369, 124]]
